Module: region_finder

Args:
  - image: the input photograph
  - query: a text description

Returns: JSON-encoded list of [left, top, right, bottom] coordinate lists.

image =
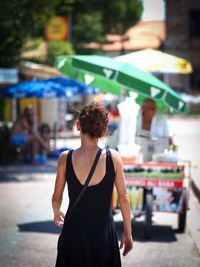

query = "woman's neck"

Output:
[[80, 134, 99, 151]]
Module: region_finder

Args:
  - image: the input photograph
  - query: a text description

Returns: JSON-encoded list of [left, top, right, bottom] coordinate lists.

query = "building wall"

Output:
[[40, 99, 58, 129], [165, 0, 200, 93]]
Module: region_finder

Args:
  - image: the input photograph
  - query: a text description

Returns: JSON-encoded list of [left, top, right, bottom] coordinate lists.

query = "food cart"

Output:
[[108, 96, 190, 239], [112, 159, 191, 239]]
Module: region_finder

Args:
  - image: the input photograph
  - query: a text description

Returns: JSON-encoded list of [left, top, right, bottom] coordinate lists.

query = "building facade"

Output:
[[164, 0, 200, 93]]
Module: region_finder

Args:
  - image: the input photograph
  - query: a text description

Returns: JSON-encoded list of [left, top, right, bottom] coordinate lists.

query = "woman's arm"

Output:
[[111, 149, 133, 256], [52, 151, 68, 227], [20, 117, 33, 133]]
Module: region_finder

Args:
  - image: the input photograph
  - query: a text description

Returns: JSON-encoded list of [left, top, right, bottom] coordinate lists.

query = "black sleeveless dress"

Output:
[[55, 149, 121, 267]]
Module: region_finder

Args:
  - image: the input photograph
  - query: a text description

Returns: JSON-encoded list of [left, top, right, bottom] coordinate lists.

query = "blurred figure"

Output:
[[135, 98, 173, 161], [135, 98, 174, 211], [11, 105, 49, 163], [38, 123, 51, 152], [106, 98, 173, 159], [136, 98, 172, 143], [107, 104, 119, 135]]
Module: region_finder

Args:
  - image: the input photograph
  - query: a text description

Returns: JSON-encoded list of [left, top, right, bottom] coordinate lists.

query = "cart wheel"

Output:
[[178, 189, 187, 233], [144, 191, 153, 239]]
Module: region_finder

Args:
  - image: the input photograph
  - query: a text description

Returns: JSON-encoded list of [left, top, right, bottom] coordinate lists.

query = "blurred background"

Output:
[[0, 1, 200, 267], [0, 0, 199, 129]]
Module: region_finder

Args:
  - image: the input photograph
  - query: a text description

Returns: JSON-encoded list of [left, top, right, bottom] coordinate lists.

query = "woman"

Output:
[[52, 102, 133, 267]]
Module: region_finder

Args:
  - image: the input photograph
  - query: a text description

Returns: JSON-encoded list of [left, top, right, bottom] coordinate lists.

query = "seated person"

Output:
[[11, 105, 49, 163], [38, 123, 51, 154]]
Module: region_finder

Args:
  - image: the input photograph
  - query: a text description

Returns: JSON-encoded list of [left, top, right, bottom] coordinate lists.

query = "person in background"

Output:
[[106, 98, 173, 154], [107, 104, 120, 139], [11, 105, 49, 163], [135, 98, 175, 211], [135, 98, 173, 161], [52, 102, 133, 267], [136, 98, 172, 142]]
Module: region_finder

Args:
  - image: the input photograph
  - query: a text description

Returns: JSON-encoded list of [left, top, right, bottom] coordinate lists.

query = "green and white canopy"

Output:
[[55, 55, 188, 113]]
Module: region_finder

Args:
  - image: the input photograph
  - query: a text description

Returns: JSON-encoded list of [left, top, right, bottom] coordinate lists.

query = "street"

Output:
[[0, 116, 200, 267]]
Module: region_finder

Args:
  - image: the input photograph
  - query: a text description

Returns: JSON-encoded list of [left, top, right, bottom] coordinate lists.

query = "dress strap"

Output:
[[106, 148, 115, 177], [65, 150, 73, 179]]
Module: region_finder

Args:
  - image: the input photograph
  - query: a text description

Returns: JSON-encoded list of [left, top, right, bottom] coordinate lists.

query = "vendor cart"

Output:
[[112, 160, 191, 239]]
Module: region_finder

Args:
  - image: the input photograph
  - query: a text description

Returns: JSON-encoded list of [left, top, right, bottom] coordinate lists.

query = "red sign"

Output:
[[126, 178, 183, 189]]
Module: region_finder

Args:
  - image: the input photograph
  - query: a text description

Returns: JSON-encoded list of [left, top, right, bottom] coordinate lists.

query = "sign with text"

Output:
[[126, 177, 183, 189], [45, 16, 69, 41]]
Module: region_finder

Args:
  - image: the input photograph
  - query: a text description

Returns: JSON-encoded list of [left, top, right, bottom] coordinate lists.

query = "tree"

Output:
[[0, 0, 58, 67], [71, 0, 143, 53], [102, 0, 143, 35], [47, 41, 74, 65], [0, 0, 143, 67]]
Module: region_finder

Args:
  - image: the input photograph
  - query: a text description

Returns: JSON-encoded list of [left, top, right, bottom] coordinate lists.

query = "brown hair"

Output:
[[78, 102, 108, 138]]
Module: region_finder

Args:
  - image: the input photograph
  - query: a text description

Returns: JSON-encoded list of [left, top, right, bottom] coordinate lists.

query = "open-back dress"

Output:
[[55, 149, 121, 267]]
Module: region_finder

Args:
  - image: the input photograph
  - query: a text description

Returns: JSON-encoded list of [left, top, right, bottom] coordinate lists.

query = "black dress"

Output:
[[55, 149, 121, 267]]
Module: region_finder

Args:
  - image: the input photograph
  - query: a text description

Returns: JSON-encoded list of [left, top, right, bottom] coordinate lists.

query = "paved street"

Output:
[[0, 116, 200, 267]]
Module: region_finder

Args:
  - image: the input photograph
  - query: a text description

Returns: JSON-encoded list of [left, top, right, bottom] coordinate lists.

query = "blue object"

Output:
[[0, 77, 99, 99], [10, 133, 28, 146], [48, 148, 70, 159], [36, 154, 47, 165], [25, 154, 47, 165]]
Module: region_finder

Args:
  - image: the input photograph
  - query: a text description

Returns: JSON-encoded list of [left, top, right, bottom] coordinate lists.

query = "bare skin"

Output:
[[141, 98, 157, 131], [141, 98, 173, 145], [11, 107, 49, 162], [52, 120, 133, 257]]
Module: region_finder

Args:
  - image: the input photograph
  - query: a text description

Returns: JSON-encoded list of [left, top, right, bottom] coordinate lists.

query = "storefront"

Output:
[[0, 68, 19, 121]]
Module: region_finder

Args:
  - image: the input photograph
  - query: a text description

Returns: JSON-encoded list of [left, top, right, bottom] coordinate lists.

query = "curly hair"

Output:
[[78, 102, 108, 138]]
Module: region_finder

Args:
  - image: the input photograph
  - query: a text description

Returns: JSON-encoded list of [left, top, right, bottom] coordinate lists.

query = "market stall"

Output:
[[112, 159, 191, 239]]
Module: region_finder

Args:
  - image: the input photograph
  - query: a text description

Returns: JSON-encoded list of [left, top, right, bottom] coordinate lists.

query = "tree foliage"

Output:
[[71, 0, 143, 53], [47, 41, 74, 65], [0, 0, 58, 67], [0, 0, 143, 67]]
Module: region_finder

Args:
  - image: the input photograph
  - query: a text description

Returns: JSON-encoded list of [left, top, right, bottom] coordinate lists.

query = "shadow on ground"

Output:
[[0, 160, 57, 182], [18, 220, 61, 234], [115, 220, 177, 243], [18, 219, 177, 243]]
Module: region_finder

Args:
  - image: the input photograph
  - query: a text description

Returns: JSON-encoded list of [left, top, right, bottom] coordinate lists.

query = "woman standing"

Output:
[[52, 102, 133, 267]]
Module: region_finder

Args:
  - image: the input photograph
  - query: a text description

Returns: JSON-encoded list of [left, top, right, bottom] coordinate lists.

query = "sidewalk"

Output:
[[0, 153, 200, 257], [1, 130, 200, 255]]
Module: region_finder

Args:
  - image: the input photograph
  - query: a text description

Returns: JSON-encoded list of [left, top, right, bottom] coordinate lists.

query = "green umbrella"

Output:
[[55, 55, 188, 113]]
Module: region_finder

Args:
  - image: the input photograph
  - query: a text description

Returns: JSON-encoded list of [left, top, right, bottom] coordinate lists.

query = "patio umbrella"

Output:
[[116, 49, 192, 74], [55, 55, 188, 113], [0, 77, 98, 99]]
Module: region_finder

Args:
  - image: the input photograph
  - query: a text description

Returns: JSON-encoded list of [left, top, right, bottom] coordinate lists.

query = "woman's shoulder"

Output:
[[58, 150, 71, 165], [107, 148, 122, 164]]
